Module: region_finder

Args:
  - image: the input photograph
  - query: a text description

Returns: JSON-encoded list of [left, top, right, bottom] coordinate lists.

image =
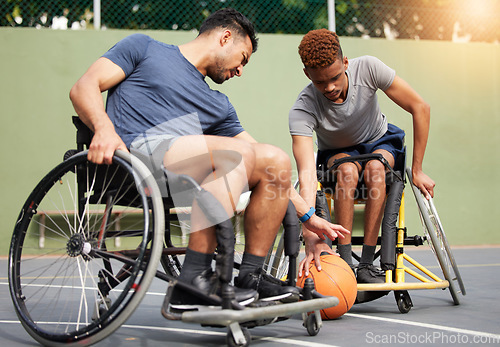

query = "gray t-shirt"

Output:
[[289, 56, 395, 150]]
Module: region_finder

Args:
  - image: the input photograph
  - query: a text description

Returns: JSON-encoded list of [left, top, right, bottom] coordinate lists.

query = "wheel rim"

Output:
[[9, 151, 164, 345]]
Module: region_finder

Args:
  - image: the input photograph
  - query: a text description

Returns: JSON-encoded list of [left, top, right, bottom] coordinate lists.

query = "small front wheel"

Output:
[[226, 326, 251, 347], [395, 291, 413, 314], [305, 313, 320, 336]]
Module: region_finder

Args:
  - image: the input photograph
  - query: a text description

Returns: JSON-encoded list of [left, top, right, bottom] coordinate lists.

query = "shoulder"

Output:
[[115, 33, 154, 48], [349, 55, 390, 70], [294, 83, 320, 108], [348, 56, 395, 90], [108, 34, 175, 55]]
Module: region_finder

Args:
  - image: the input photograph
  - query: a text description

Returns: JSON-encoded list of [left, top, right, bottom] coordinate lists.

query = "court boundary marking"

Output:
[[344, 313, 500, 340]]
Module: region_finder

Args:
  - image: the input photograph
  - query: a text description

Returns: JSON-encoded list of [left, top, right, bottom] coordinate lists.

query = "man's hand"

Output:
[[298, 232, 337, 277], [303, 214, 350, 241], [87, 126, 128, 165], [412, 169, 435, 200], [298, 215, 350, 277]]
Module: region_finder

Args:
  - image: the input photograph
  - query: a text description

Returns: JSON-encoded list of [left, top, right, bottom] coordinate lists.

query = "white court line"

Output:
[[4, 282, 499, 344], [0, 320, 335, 347], [119, 324, 336, 347], [345, 313, 500, 340]]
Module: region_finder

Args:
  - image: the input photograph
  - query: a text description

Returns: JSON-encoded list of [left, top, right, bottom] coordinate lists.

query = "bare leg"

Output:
[[244, 143, 291, 257], [163, 135, 256, 254], [327, 154, 361, 246]]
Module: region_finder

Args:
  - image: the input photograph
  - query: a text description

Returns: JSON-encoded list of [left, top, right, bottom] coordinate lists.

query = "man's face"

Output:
[[209, 33, 253, 84], [304, 57, 349, 103]]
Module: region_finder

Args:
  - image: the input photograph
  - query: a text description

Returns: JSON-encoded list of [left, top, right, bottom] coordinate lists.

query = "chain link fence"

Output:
[[1, 0, 498, 43]]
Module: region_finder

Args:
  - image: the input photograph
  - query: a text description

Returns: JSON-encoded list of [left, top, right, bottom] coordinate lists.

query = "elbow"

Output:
[[422, 101, 431, 116], [69, 82, 79, 105], [411, 101, 430, 121]]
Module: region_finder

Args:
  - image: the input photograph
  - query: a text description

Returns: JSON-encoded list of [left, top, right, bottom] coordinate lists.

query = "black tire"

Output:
[[407, 168, 466, 305], [9, 150, 164, 346], [305, 313, 320, 336], [395, 290, 412, 314]]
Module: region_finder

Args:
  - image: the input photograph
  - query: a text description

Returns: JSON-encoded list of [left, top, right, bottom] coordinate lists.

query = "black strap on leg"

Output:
[[283, 201, 300, 286], [380, 179, 404, 271], [194, 189, 234, 286]]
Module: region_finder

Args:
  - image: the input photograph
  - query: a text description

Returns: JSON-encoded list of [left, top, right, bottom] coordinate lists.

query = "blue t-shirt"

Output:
[[103, 34, 244, 147]]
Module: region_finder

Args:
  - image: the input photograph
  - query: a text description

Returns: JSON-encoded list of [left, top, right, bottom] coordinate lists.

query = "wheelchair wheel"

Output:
[[9, 150, 164, 346], [406, 168, 466, 305], [160, 212, 187, 278], [263, 230, 291, 281]]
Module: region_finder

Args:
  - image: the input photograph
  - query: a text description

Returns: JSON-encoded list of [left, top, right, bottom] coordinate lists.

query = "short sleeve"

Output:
[[363, 56, 396, 91], [289, 107, 316, 137], [102, 34, 151, 77], [208, 99, 245, 137]]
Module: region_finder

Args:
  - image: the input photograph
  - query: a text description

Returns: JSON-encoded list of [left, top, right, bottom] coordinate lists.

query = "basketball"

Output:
[[297, 254, 357, 320]]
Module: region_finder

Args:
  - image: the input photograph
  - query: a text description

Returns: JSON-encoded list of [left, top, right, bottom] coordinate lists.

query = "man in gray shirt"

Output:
[[289, 29, 435, 294]]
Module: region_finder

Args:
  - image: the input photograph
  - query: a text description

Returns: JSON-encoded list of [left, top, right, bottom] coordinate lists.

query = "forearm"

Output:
[[411, 102, 431, 173], [69, 78, 114, 133], [288, 164, 318, 218]]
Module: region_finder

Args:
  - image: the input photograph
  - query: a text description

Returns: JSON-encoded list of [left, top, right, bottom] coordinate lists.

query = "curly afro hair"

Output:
[[298, 29, 343, 68]]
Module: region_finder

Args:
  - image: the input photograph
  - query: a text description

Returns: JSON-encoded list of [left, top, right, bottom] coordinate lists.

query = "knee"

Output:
[[335, 163, 359, 188], [256, 144, 291, 186], [364, 160, 386, 186], [212, 141, 256, 176]]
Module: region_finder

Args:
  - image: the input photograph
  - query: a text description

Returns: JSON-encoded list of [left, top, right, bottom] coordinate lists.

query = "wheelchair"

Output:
[[8, 117, 337, 346], [278, 147, 466, 314]]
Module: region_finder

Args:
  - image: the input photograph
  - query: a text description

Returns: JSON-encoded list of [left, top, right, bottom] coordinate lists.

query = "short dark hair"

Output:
[[199, 8, 258, 53], [298, 29, 343, 68]]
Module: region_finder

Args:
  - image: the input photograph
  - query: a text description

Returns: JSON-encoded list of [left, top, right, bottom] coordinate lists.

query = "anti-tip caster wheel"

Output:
[[395, 290, 413, 314], [305, 313, 321, 336], [227, 324, 251, 347]]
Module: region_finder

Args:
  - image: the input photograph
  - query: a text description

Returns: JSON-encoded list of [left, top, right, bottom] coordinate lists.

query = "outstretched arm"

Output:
[[69, 57, 128, 164], [291, 135, 350, 276], [384, 75, 435, 199]]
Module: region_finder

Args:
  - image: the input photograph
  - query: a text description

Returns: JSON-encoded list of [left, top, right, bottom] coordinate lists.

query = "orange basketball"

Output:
[[297, 254, 357, 319]]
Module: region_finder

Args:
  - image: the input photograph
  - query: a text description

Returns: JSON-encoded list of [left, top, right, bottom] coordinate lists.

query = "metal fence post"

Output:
[[328, 0, 336, 32], [94, 0, 101, 30]]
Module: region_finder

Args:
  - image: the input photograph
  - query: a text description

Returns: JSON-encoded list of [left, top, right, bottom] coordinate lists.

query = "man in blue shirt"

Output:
[[70, 9, 349, 312]]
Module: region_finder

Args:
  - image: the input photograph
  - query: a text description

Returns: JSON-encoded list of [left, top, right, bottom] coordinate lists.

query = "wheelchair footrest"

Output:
[[357, 280, 449, 291], [180, 296, 338, 327]]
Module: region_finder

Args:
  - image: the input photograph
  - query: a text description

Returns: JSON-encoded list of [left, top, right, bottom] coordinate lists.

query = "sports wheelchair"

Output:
[[276, 148, 466, 314], [8, 117, 337, 346]]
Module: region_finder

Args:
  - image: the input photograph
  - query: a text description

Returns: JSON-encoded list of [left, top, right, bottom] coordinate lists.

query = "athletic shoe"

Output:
[[355, 264, 389, 304], [164, 269, 258, 312], [356, 264, 386, 284], [235, 268, 300, 303]]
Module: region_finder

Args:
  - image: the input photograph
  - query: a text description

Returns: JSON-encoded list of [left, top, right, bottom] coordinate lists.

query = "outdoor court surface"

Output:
[[1, 246, 499, 346]]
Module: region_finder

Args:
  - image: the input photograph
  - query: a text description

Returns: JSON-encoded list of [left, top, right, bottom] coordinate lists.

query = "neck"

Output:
[[178, 39, 212, 76], [335, 72, 349, 103]]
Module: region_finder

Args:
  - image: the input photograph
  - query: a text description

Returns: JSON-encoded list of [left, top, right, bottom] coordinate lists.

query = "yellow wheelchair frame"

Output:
[[319, 158, 466, 313]]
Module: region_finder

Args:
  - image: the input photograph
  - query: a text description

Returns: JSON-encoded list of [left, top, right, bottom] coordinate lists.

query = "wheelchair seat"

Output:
[[316, 149, 407, 272], [312, 145, 465, 312]]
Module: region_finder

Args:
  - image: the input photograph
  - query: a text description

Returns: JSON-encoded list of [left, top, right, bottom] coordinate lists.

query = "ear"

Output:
[[220, 29, 232, 47], [343, 56, 349, 70]]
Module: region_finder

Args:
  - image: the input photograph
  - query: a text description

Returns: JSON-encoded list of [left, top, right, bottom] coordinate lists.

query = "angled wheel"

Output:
[[407, 168, 466, 305], [226, 325, 251, 347], [263, 230, 291, 281], [9, 150, 164, 346], [394, 290, 413, 314], [305, 313, 320, 336]]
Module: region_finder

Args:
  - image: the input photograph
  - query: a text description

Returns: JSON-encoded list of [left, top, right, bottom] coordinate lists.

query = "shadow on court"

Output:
[[1, 246, 499, 346]]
